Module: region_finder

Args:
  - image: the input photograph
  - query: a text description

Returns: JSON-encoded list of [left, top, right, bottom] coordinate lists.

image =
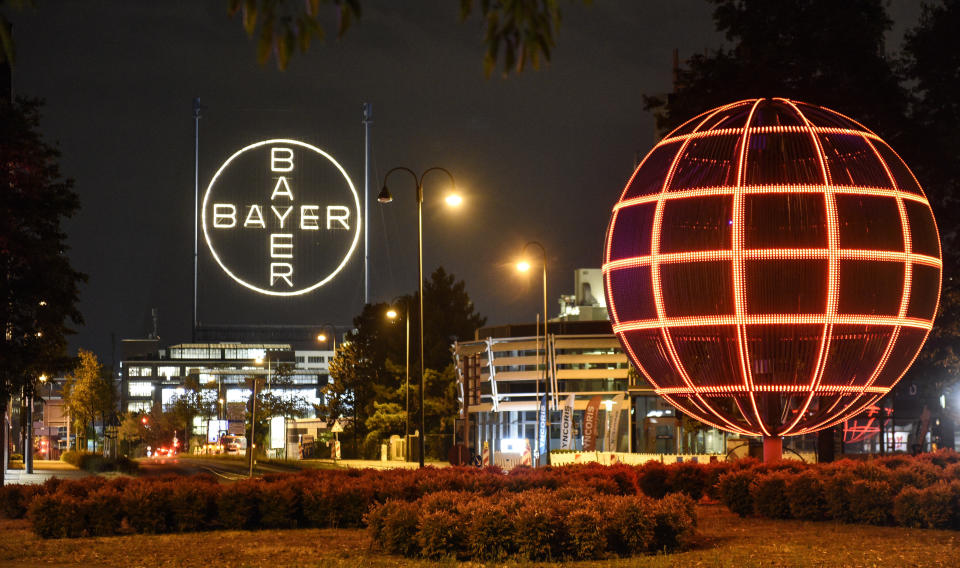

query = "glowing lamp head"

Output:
[[386, 309, 398, 320], [516, 260, 532, 272], [445, 193, 463, 207], [603, 98, 941, 438], [316, 333, 327, 343]]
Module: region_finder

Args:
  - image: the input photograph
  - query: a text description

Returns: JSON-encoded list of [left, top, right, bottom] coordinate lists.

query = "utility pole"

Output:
[[248, 376, 258, 477], [361, 103, 373, 305], [192, 97, 202, 341]]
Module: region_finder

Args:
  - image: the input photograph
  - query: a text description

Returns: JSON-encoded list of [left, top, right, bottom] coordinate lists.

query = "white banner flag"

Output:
[[560, 394, 575, 450], [607, 394, 626, 452]]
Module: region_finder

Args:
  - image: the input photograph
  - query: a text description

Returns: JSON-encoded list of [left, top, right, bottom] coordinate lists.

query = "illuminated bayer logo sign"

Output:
[[202, 139, 360, 296]]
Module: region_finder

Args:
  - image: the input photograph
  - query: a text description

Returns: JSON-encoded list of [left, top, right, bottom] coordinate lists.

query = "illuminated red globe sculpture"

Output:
[[603, 98, 941, 459]]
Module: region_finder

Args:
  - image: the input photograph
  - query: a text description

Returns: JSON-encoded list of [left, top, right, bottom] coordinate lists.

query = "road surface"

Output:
[[136, 455, 302, 480]]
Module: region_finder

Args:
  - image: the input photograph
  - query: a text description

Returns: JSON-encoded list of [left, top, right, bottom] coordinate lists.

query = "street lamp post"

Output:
[[24, 377, 39, 474], [38, 375, 50, 460], [316, 325, 338, 355], [517, 241, 549, 465], [386, 300, 411, 461], [378, 166, 460, 468]]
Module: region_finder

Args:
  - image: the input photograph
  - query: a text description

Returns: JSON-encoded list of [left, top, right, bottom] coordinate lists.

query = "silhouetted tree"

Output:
[[0, 96, 85, 483], [644, 0, 909, 142], [322, 267, 484, 458], [895, 1, 960, 440]]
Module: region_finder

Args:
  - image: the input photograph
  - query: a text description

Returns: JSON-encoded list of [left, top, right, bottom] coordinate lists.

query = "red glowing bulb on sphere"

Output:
[[603, 98, 940, 439]]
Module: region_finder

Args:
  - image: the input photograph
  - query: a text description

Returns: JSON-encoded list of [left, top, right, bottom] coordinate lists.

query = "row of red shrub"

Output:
[[8, 449, 960, 539], [366, 489, 696, 561], [9, 465, 662, 539], [0, 459, 721, 529], [716, 451, 960, 529]]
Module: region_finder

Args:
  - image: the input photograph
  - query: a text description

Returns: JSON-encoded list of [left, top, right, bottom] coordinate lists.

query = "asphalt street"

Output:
[[136, 455, 302, 480]]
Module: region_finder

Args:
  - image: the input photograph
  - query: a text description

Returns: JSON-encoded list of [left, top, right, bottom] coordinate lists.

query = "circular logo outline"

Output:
[[201, 138, 361, 296]]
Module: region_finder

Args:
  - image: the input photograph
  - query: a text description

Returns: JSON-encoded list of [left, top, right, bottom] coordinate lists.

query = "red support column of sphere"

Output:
[[763, 436, 783, 462]]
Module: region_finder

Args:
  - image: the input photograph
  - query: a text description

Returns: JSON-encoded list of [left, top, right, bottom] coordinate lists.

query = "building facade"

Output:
[[454, 325, 734, 464], [119, 338, 334, 442]]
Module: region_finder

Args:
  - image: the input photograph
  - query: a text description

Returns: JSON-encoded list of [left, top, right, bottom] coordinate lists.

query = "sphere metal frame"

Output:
[[603, 98, 941, 442]]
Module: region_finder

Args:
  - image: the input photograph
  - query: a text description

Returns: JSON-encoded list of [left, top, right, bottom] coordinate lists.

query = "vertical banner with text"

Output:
[[538, 395, 548, 460], [560, 394, 575, 450], [583, 395, 602, 451]]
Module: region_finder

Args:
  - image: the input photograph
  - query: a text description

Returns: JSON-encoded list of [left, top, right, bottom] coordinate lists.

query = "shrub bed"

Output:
[[366, 489, 696, 561], [11, 448, 960, 544], [16, 465, 660, 539], [711, 449, 960, 529]]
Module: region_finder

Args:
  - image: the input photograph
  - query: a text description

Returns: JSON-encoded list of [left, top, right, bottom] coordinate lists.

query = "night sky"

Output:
[[9, 1, 922, 363]]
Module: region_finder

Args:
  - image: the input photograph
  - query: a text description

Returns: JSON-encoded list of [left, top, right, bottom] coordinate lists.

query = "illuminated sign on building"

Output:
[[202, 139, 361, 296]]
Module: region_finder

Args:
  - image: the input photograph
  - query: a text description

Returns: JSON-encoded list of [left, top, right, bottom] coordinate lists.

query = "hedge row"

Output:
[[9, 449, 960, 541], [8, 465, 683, 539], [717, 450, 960, 529], [0, 458, 733, 530], [366, 489, 696, 561]]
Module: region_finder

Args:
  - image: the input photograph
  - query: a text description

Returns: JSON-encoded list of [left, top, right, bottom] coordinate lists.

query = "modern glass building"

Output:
[[453, 269, 732, 463], [119, 336, 335, 438]]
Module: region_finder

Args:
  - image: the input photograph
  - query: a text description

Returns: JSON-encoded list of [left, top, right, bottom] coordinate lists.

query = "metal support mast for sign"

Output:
[[362, 103, 372, 305], [192, 97, 202, 340]]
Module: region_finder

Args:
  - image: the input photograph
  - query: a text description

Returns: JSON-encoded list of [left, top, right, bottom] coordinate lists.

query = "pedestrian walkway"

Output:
[[3, 460, 87, 485]]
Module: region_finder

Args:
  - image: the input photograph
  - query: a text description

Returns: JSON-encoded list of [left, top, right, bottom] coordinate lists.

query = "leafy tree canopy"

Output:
[[897, 0, 960, 393], [228, 0, 581, 75], [321, 266, 483, 458], [409, 266, 487, 372], [645, 0, 909, 140], [62, 349, 115, 446]]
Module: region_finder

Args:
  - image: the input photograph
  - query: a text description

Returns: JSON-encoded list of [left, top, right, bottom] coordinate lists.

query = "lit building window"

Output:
[[128, 382, 154, 397], [128, 401, 152, 413]]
